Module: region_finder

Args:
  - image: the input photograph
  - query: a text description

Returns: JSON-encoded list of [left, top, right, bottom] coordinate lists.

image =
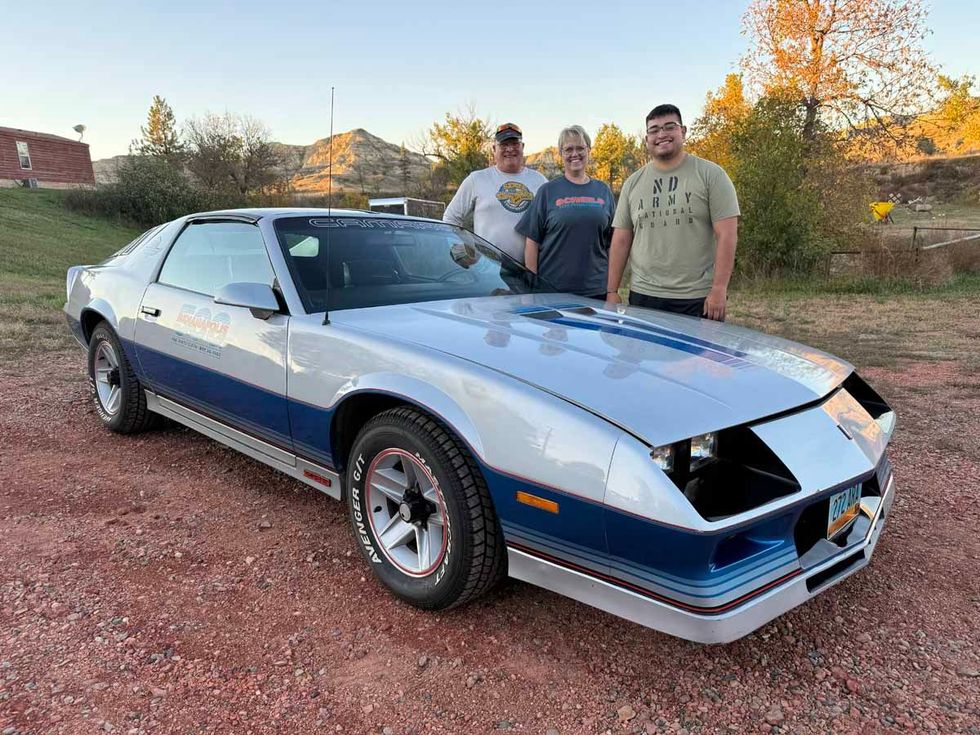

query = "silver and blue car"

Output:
[[64, 208, 896, 643]]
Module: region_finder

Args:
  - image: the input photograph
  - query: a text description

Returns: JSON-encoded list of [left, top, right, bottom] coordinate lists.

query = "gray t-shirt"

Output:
[[613, 155, 739, 298], [516, 177, 614, 296], [443, 165, 548, 262]]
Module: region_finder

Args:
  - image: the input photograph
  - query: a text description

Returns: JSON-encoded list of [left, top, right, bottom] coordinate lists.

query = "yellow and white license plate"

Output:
[[827, 483, 862, 538]]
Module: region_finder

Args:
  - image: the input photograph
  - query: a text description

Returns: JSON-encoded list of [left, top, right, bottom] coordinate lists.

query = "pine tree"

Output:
[[590, 124, 643, 194], [133, 96, 185, 160]]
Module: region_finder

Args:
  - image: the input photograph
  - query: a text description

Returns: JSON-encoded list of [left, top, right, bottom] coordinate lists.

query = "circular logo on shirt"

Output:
[[496, 181, 534, 213]]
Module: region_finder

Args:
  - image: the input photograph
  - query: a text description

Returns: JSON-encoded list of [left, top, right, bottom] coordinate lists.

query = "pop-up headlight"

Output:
[[651, 432, 718, 477], [690, 432, 718, 471]]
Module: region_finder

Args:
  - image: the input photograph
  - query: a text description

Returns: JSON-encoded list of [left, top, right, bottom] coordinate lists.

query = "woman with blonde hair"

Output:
[[516, 125, 615, 299]]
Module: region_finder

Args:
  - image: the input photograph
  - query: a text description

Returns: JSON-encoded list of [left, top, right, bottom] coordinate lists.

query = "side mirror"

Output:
[[214, 282, 280, 320]]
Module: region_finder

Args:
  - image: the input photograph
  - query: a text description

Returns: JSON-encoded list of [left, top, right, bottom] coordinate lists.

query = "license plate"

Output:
[[827, 483, 862, 538]]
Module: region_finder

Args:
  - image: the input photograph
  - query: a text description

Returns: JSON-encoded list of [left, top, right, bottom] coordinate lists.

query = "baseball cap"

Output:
[[495, 123, 523, 143]]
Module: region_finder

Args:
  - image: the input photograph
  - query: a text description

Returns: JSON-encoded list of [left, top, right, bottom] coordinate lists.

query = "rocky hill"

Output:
[[92, 129, 432, 194], [92, 155, 130, 185], [284, 128, 431, 194], [524, 147, 562, 179], [864, 153, 980, 203]]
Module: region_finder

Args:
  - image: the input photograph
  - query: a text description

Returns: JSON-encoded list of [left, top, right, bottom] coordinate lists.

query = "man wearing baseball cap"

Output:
[[444, 122, 548, 263]]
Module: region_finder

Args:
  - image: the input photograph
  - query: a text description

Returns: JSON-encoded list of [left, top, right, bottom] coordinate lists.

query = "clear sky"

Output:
[[2, 0, 978, 161]]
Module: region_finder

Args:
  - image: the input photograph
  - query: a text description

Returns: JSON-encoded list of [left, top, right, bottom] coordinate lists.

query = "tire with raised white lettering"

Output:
[[345, 406, 506, 610], [87, 322, 157, 434]]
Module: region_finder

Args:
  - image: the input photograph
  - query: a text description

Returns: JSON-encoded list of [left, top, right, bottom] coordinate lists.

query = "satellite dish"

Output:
[[73, 124, 86, 141]]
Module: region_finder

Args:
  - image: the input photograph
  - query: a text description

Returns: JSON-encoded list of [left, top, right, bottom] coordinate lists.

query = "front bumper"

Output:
[[508, 472, 896, 644]]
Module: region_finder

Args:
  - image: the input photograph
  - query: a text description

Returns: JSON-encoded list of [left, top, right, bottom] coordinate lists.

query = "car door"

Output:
[[134, 218, 293, 453]]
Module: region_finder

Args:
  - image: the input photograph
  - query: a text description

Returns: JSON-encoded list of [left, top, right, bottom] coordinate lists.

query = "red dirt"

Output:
[[1, 350, 978, 735]]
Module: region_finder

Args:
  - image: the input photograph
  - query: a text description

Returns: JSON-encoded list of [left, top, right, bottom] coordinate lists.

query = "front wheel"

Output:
[[87, 322, 156, 434], [346, 406, 506, 610]]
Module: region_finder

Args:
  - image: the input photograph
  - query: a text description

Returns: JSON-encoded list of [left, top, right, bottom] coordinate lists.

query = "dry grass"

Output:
[[835, 212, 980, 284], [730, 291, 980, 371]]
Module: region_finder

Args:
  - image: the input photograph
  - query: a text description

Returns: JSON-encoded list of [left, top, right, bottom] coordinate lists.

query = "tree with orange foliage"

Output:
[[741, 0, 934, 146], [689, 74, 750, 172]]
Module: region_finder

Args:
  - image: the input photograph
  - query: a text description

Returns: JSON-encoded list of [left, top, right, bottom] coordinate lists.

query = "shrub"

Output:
[[730, 98, 825, 276], [64, 157, 243, 227], [728, 96, 874, 278]]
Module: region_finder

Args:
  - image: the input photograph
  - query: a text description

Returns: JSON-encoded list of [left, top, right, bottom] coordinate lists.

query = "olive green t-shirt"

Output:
[[612, 155, 739, 298]]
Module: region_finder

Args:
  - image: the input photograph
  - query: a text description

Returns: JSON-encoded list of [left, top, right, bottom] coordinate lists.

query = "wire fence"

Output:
[[826, 226, 980, 279]]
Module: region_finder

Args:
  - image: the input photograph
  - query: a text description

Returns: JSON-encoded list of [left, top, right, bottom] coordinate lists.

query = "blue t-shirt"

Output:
[[516, 177, 615, 296]]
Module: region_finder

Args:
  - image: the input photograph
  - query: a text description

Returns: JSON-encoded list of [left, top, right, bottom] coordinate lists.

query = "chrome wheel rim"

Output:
[[93, 341, 122, 416], [365, 448, 448, 577]]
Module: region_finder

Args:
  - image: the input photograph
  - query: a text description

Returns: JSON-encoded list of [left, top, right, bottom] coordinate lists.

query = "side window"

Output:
[[106, 224, 163, 261], [158, 222, 274, 297], [16, 142, 32, 170]]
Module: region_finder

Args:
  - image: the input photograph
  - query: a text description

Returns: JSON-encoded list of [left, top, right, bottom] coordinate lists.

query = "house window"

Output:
[[16, 142, 32, 170]]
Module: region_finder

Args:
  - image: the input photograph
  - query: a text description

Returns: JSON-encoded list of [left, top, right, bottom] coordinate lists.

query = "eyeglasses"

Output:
[[646, 122, 682, 135]]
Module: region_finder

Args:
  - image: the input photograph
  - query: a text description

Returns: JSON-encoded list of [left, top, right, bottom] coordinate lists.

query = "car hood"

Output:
[[333, 295, 853, 446]]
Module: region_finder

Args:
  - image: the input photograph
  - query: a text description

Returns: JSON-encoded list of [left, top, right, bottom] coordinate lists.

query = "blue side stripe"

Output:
[[507, 516, 797, 600], [608, 545, 798, 589], [135, 342, 294, 443], [145, 378, 294, 450], [502, 520, 610, 571], [606, 552, 799, 600]]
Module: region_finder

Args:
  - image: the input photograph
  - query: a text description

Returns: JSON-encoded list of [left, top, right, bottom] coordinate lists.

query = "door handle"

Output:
[[140, 306, 161, 317]]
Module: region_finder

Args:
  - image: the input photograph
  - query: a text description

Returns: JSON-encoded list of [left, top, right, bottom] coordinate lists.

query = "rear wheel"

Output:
[[87, 322, 156, 434], [346, 406, 506, 610]]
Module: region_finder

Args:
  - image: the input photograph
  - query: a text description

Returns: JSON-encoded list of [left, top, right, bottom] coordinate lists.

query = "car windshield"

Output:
[[274, 216, 555, 312]]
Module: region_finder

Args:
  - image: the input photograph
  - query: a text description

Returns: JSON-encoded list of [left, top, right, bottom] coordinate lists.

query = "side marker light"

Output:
[[516, 491, 559, 514], [303, 470, 332, 487]]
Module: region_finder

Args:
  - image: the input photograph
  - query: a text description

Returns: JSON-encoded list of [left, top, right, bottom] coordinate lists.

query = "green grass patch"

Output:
[[0, 188, 140, 280], [0, 188, 140, 363], [734, 272, 980, 298]]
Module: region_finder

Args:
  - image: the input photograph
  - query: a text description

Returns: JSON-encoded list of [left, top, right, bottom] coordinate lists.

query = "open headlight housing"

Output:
[[650, 432, 718, 476], [689, 432, 718, 471], [653, 426, 801, 521]]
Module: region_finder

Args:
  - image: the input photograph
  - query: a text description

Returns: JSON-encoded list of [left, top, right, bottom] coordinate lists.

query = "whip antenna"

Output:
[[323, 85, 336, 326], [327, 86, 335, 215]]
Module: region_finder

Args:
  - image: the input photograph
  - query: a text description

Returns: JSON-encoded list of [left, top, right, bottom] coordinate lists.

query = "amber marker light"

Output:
[[516, 491, 559, 514]]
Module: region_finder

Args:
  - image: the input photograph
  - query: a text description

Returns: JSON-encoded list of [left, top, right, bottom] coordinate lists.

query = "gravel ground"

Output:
[[1, 344, 979, 735]]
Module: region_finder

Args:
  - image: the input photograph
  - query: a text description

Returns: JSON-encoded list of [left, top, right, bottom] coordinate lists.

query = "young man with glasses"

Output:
[[605, 104, 739, 321], [444, 123, 548, 264]]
